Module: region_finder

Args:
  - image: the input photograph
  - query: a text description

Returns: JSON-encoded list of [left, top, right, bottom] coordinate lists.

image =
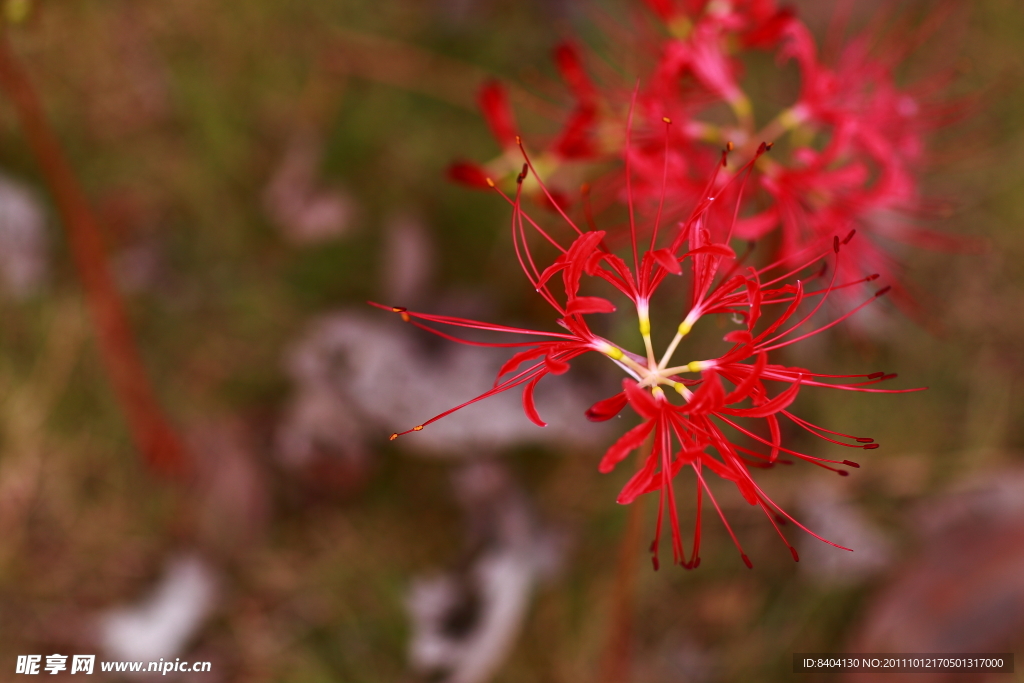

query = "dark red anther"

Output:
[[875, 285, 892, 297], [855, 437, 874, 443], [833, 236, 840, 253], [863, 443, 880, 450], [765, 141, 774, 151], [843, 229, 856, 244], [843, 460, 861, 468], [774, 513, 788, 526], [790, 546, 800, 562], [652, 556, 660, 571], [516, 163, 528, 184], [757, 142, 767, 154], [867, 273, 880, 281], [838, 470, 850, 476], [692, 557, 701, 569], [881, 373, 898, 381], [742, 554, 753, 569], [867, 371, 885, 379]]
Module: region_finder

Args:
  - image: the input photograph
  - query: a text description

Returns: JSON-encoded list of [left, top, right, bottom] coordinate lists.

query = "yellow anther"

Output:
[[639, 317, 651, 336], [389, 433, 399, 441], [413, 425, 423, 432], [662, 116, 672, 124], [687, 361, 703, 373], [401, 312, 410, 322], [726, 140, 734, 152], [486, 177, 495, 188], [604, 346, 624, 361], [652, 386, 666, 399], [678, 320, 693, 336], [516, 135, 522, 145]]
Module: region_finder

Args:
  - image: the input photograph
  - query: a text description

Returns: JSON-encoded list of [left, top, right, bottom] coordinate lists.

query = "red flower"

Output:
[[610, 3, 966, 310], [446, 42, 603, 207], [378, 132, 919, 569]]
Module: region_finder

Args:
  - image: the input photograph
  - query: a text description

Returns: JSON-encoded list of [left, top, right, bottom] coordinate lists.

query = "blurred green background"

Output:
[[1, 1, 1023, 681]]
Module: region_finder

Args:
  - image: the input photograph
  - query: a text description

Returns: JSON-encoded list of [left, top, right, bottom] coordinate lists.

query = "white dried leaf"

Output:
[[98, 554, 218, 663]]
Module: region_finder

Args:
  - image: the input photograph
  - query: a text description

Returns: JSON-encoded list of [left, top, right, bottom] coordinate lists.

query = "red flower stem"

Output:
[[0, 35, 187, 478]]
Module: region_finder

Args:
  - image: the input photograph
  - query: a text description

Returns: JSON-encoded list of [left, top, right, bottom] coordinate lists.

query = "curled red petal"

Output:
[[616, 448, 660, 504], [685, 373, 725, 415], [553, 42, 596, 102], [536, 255, 568, 290], [746, 278, 762, 330], [636, 445, 705, 496], [522, 375, 547, 427], [478, 80, 517, 148], [563, 231, 607, 296], [544, 353, 571, 375], [766, 413, 782, 463], [495, 345, 550, 383], [651, 248, 683, 275], [553, 106, 597, 159], [565, 296, 616, 315], [585, 391, 628, 422], [733, 207, 779, 240], [722, 378, 801, 418], [599, 420, 655, 473], [583, 249, 608, 276], [736, 478, 759, 505], [723, 330, 753, 344], [724, 352, 767, 403], [623, 379, 660, 420], [684, 243, 736, 259], [446, 161, 492, 189]]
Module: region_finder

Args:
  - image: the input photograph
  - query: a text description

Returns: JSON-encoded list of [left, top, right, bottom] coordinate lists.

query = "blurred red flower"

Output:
[[451, 0, 968, 312]]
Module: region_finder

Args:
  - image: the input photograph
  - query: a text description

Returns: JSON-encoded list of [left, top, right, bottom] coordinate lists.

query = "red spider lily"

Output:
[[377, 122, 920, 569], [446, 41, 602, 206], [447, 1, 967, 311], [490, 1, 965, 317], [736, 12, 970, 308], [627, 2, 968, 310]]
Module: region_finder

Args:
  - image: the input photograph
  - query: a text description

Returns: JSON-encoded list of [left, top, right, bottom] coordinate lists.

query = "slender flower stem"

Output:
[[0, 35, 187, 478]]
